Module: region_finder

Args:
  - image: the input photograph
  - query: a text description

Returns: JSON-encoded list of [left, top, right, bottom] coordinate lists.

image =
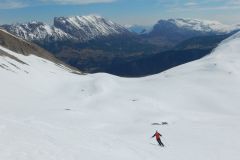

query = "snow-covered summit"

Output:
[[1, 21, 73, 42], [1, 15, 129, 43], [159, 18, 240, 34], [54, 15, 129, 41]]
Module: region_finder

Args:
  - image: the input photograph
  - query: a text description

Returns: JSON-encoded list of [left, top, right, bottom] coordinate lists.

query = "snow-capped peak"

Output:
[[54, 15, 129, 41], [1, 21, 73, 42], [162, 18, 239, 33], [1, 15, 129, 43]]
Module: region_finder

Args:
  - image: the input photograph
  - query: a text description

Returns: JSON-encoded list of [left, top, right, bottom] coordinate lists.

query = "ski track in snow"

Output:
[[0, 32, 240, 159]]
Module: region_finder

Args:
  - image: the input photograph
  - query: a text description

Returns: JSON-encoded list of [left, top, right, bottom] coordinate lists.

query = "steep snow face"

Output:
[[0, 32, 240, 160], [54, 15, 129, 41], [164, 18, 239, 33], [1, 22, 73, 42]]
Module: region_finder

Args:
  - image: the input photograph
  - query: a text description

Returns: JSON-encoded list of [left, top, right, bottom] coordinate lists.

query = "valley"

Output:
[[2, 16, 239, 76], [0, 28, 240, 160]]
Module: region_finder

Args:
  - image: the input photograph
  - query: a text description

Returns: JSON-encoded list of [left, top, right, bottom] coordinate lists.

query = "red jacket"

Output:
[[152, 131, 162, 140]]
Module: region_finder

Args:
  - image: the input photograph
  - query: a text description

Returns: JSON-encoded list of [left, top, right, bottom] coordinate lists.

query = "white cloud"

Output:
[[40, 0, 116, 5], [165, 0, 240, 12], [168, 5, 240, 12], [228, 0, 240, 5], [0, 0, 115, 9], [0, 1, 28, 9], [184, 2, 198, 6]]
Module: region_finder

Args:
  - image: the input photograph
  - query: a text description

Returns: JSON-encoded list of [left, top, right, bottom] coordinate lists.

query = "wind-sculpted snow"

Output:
[[0, 32, 240, 160]]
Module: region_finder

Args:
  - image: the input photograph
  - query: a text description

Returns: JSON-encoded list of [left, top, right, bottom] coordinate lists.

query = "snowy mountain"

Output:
[[165, 18, 239, 33], [124, 18, 238, 35], [1, 23, 240, 160], [1, 22, 73, 42], [54, 15, 129, 41], [1, 17, 238, 77], [125, 24, 152, 34], [145, 18, 240, 48], [1, 15, 129, 43]]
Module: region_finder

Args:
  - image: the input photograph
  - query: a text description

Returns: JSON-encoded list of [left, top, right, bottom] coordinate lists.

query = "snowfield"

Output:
[[0, 32, 240, 160]]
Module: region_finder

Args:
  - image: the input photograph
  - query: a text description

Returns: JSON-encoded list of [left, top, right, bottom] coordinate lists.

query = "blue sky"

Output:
[[0, 0, 240, 25]]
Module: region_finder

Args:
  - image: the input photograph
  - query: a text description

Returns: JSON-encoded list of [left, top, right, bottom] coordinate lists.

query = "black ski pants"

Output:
[[157, 138, 164, 147]]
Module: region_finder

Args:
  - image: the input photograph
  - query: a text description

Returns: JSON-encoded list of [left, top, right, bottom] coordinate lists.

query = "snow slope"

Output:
[[1, 31, 240, 160]]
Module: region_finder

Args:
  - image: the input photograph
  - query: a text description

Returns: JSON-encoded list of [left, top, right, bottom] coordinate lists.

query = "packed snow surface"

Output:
[[1, 32, 240, 160]]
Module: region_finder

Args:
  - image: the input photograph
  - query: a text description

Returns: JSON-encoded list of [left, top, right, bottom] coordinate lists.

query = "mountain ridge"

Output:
[[0, 28, 80, 74], [1, 15, 130, 43], [1, 16, 238, 77], [3, 17, 239, 43], [164, 18, 238, 33]]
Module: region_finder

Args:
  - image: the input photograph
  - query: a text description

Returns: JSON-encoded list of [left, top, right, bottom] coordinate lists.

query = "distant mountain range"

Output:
[[143, 18, 240, 48], [3, 16, 238, 43], [1, 15, 129, 43], [1, 15, 239, 76], [124, 24, 152, 34]]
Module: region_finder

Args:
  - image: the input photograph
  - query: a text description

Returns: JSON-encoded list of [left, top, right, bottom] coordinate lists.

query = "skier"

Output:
[[152, 130, 164, 147]]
